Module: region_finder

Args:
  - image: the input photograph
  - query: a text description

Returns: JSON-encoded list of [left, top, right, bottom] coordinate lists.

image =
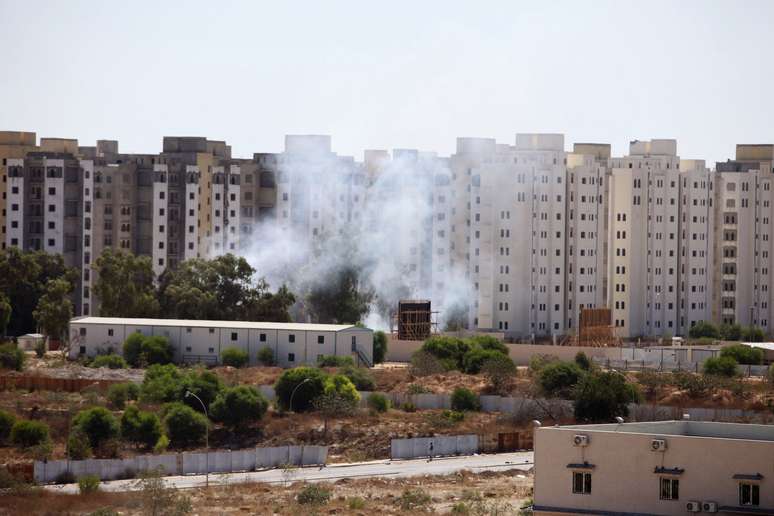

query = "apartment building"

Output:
[[534, 420, 774, 515], [713, 144, 774, 331], [0, 131, 38, 249], [608, 140, 713, 338]]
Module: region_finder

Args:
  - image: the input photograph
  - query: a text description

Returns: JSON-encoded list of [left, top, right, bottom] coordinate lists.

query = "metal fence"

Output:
[[34, 444, 328, 484], [594, 357, 770, 376]]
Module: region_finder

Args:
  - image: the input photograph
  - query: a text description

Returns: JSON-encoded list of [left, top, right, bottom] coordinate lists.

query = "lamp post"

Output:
[[289, 378, 312, 413], [185, 390, 209, 487]]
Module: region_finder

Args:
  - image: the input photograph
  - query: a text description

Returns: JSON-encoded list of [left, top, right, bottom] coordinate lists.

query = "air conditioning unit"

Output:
[[573, 434, 589, 447], [686, 502, 701, 513], [651, 439, 667, 452], [703, 502, 718, 513]]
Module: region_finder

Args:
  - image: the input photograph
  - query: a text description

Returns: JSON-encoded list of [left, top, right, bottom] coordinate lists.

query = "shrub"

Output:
[[703, 356, 739, 377], [367, 393, 390, 413], [121, 405, 163, 449], [90, 354, 127, 369], [67, 428, 92, 459], [373, 330, 387, 364], [78, 474, 100, 494], [720, 344, 763, 365], [528, 354, 558, 375], [122, 333, 173, 367], [538, 361, 585, 398], [0, 409, 16, 443], [126, 382, 140, 400], [451, 387, 480, 411], [420, 336, 471, 371], [317, 355, 355, 368], [574, 352, 592, 371], [0, 343, 25, 371], [403, 401, 417, 412], [462, 348, 506, 374], [34, 340, 46, 358], [257, 346, 275, 366], [221, 347, 249, 368], [397, 488, 431, 511], [72, 407, 120, 449], [410, 350, 446, 377], [10, 420, 49, 448], [348, 497, 366, 510], [153, 434, 169, 454], [122, 332, 145, 367], [182, 369, 224, 412], [107, 383, 130, 409], [468, 335, 509, 355], [443, 410, 465, 423], [742, 326, 766, 343], [407, 383, 432, 395], [274, 367, 328, 412], [720, 323, 742, 341], [341, 366, 376, 391], [55, 470, 76, 484], [134, 468, 192, 515], [210, 385, 269, 428], [482, 354, 517, 394], [297, 483, 331, 505], [140, 364, 185, 403], [162, 403, 208, 447], [573, 371, 641, 423], [688, 321, 720, 339]]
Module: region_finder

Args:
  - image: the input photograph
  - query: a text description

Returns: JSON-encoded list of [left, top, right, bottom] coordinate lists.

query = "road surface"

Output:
[[44, 451, 534, 494]]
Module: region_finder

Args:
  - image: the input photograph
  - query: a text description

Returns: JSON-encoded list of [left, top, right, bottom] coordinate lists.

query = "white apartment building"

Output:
[[608, 140, 713, 338]]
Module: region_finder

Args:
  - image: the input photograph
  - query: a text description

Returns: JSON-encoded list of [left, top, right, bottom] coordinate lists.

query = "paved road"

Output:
[[44, 452, 534, 494]]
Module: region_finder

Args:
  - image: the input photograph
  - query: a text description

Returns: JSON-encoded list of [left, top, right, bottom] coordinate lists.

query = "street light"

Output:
[[289, 378, 312, 413], [185, 390, 209, 487]]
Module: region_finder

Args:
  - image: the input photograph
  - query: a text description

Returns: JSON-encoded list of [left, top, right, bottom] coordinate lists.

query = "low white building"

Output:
[[68, 317, 374, 368]]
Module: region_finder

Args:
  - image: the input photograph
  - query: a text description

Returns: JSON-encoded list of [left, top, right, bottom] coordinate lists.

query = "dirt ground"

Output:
[[0, 469, 534, 515]]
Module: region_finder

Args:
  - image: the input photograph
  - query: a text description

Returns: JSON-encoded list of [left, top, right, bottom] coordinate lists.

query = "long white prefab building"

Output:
[[69, 317, 374, 368]]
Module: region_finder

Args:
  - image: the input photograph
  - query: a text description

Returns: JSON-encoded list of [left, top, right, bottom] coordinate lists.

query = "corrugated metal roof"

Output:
[[741, 342, 774, 351], [70, 316, 370, 333]]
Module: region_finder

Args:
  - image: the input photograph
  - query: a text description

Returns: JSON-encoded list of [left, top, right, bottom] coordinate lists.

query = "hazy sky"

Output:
[[1, 0, 772, 165]]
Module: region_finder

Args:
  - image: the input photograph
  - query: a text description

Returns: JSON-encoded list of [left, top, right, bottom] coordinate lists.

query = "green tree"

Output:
[[420, 336, 471, 371], [538, 361, 585, 398], [481, 354, 517, 394], [741, 326, 766, 343], [210, 385, 269, 429], [107, 383, 131, 409], [451, 387, 480, 411], [703, 356, 739, 377], [274, 367, 328, 412], [720, 344, 764, 365], [33, 278, 73, 344], [10, 419, 50, 448], [719, 323, 743, 341], [340, 366, 376, 391], [122, 334, 173, 367], [0, 293, 10, 336], [257, 346, 275, 366], [0, 343, 25, 371], [467, 335, 509, 355], [122, 332, 145, 367], [462, 348, 506, 374], [573, 372, 641, 423], [121, 405, 163, 449], [67, 427, 92, 460], [221, 347, 249, 368], [162, 403, 208, 447], [91, 354, 127, 370], [140, 364, 186, 403], [365, 392, 390, 413], [0, 409, 16, 443], [688, 321, 720, 339], [92, 248, 159, 317], [72, 407, 120, 449], [372, 330, 387, 364], [181, 369, 223, 412], [306, 265, 372, 324]]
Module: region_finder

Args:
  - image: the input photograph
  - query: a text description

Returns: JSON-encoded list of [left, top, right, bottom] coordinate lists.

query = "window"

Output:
[[659, 478, 679, 500], [289, 334, 295, 343], [317, 335, 324, 344], [185, 346, 192, 352], [208, 347, 215, 353], [259, 333, 266, 342], [288, 352, 295, 362], [231, 332, 238, 341], [108, 329, 114, 337], [572, 472, 591, 494], [209, 328, 215, 334], [351, 335, 357, 351], [79, 346, 86, 355], [739, 483, 760, 506], [79, 328, 87, 336]]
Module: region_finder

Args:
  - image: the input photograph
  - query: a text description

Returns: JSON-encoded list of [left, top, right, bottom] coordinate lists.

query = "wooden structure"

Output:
[[571, 307, 618, 347], [395, 300, 436, 341]]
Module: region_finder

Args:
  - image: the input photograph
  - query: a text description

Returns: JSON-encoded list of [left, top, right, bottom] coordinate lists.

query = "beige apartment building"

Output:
[[0, 131, 38, 249], [534, 420, 774, 515]]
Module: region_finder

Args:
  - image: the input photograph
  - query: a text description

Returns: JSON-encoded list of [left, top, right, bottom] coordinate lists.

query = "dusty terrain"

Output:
[[0, 469, 534, 515]]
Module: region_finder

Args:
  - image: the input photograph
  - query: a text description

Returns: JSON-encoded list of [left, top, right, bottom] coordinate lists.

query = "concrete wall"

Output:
[[390, 435, 479, 459], [534, 426, 774, 515]]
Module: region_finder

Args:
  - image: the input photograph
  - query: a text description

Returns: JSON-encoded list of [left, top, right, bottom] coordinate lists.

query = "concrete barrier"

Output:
[[391, 434, 479, 459]]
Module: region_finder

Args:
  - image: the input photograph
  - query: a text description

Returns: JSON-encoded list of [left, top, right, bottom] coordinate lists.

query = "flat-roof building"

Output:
[[534, 420, 774, 515], [69, 316, 373, 368]]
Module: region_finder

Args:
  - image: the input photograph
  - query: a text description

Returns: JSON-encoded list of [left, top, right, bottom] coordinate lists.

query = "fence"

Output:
[[34, 445, 328, 484], [594, 357, 770, 376], [0, 374, 122, 392], [391, 435, 479, 459]]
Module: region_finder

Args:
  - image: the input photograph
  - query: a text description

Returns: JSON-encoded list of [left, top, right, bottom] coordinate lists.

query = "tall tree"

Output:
[[306, 265, 372, 324], [93, 249, 159, 317], [0, 293, 10, 337], [33, 279, 73, 343]]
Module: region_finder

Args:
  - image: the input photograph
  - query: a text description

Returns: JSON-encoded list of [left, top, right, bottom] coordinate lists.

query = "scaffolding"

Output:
[[565, 308, 620, 347], [393, 300, 438, 341]]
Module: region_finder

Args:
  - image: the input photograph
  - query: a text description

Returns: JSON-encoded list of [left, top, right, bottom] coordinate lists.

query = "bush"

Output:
[[78, 474, 100, 494], [443, 410, 465, 423], [211, 385, 269, 428], [107, 383, 130, 409], [451, 387, 480, 411], [462, 348, 506, 374], [34, 340, 46, 358], [162, 403, 208, 447], [297, 483, 331, 505], [182, 369, 224, 412], [121, 405, 163, 449], [367, 393, 390, 413], [348, 497, 366, 510], [720, 323, 743, 341], [468, 335, 508, 355], [72, 407, 120, 449], [140, 364, 185, 403], [688, 321, 720, 339], [122, 333, 173, 367], [67, 428, 92, 459], [153, 434, 169, 454], [403, 402, 416, 413], [10, 420, 49, 448], [538, 361, 584, 398], [482, 354, 517, 394], [574, 352, 592, 371], [373, 330, 387, 364], [90, 354, 127, 369], [341, 366, 376, 391], [317, 355, 355, 368], [0, 409, 16, 443], [221, 347, 248, 368], [397, 488, 431, 511], [407, 383, 432, 395], [257, 346, 275, 366], [528, 354, 558, 375], [703, 356, 739, 377], [410, 350, 446, 377], [720, 344, 764, 365], [420, 336, 471, 371], [55, 470, 77, 484], [742, 326, 766, 343], [126, 382, 140, 400], [274, 367, 328, 412], [0, 343, 25, 371], [573, 371, 641, 423], [122, 332, 145, 367]]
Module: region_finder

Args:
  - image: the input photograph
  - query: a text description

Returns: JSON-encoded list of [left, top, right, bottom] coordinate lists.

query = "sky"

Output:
[[1, 0, 773, 165]]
